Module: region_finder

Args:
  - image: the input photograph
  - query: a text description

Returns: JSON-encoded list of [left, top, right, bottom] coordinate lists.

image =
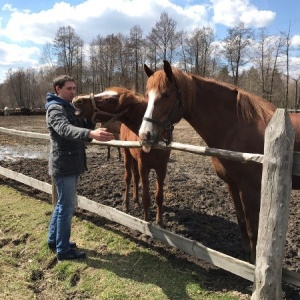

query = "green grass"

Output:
[[0, 184, 242, 300]]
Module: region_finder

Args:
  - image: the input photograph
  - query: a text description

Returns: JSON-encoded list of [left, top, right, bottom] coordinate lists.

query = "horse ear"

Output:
[[144, 64, 154, 77], [163, 60, 173, 81]]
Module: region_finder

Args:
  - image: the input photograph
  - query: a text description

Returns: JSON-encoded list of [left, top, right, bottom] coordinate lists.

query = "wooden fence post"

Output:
[[251, 109, 295, 299]]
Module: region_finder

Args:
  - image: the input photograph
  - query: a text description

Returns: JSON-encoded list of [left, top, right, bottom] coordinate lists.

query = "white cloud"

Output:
[[0, 0, 210, 45], [0, 41, 40, 82], [211, 0, 276, 28], [2, 3, 18, 12], [289, 56, 300, 79], [0, 41, 40, 66], [292, 35, 300, 47]]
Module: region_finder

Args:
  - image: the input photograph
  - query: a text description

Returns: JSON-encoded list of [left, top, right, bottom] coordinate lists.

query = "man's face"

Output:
[[56, 81, 76, 102]]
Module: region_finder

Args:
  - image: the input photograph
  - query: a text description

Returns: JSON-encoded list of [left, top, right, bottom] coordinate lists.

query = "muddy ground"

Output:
[[0, 115, 299, 299]]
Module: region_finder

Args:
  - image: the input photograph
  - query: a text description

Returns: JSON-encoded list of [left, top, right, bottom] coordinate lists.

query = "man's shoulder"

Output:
[[47, 103, 70, 112]]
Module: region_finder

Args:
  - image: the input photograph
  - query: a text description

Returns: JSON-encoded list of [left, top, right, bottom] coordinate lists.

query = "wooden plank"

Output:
[[92, 139, 264, 164], [150, 224, 255, 282], [77, 195, 152, 236], [0, 166, 52, 194], [156, 142, 264, 164], [0, 127, 49, 140]]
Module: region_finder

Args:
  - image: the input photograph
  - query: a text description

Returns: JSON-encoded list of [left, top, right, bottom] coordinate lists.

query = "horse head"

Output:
[[72, 94, 95, 120], [72, 90, 123, 123], [139, 60, 183, 153]]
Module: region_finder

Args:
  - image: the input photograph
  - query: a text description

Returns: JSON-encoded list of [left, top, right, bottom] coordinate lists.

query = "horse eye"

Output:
[[107, 97, 118, 104], [162, 92, 170, 98]]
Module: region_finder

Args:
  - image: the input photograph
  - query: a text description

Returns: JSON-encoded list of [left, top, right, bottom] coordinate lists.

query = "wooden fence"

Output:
[[0, 109, 299, 299]]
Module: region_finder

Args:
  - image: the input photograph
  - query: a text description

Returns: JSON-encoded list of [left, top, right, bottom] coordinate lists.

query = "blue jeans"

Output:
[[48, 174, 78, 254]]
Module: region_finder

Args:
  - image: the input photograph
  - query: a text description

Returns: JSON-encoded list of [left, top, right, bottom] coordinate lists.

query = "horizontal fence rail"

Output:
[[0, 127, 299, 288], [0, 126, 264, 163], [2, 126, 300, 175]]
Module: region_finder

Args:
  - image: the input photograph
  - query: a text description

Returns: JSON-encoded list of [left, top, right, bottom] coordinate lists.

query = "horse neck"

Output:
[[119, 101, 147, 136], [182, 85, 239, 148]]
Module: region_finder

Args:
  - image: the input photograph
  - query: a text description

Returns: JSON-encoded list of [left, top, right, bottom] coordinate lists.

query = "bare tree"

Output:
[[6, 69, 26, 108], [4, 68, 43, 108], [40, 42, 55, 68], [89, 34, 123, 91], [53, 26, 84, 77], [128, 25, 144, 91], [281, 24, 292, 108], [222, 22, 254, 86], [268, 35, 284, 104], [253, 28, 284, 102], [185, 26, 215, 77], [89, 35, 104, 92], [116, 33, 132, 87], [147, 12, 179, 64]]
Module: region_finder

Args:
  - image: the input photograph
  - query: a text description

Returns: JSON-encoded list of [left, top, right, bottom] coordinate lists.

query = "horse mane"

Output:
[[105, 86, 145, 107], [236, 90, 276, 123], [167, 67, 275, 124]]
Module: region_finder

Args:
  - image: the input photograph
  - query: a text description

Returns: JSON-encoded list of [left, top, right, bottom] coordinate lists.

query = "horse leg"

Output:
[[227, 184, 251, 261], [139, 164, 151, 222], [212, 158, 252, 261], [154, 166, 167, 227], [239, 185, 261, 263], [122, 148, 132, 212], [131, 159, 141, 208]]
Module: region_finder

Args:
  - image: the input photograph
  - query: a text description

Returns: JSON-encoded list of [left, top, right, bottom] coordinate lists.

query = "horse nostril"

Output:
[[146, 131, 151, 140]]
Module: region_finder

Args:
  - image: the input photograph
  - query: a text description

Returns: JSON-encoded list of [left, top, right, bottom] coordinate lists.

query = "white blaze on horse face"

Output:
[[139, 90, 156, 153], [94, 91, 118, 97]]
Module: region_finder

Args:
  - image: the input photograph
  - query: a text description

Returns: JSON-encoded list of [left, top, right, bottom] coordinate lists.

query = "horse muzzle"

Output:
[[140, 130, 161, 153], [74, 108, 82, 117]]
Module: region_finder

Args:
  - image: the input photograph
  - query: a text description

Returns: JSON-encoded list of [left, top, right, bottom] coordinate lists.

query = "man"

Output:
[[45, 75, 114, 260]]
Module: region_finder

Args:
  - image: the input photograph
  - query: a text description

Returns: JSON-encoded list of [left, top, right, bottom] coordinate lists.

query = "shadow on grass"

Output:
[[76, 210, 253, 299]]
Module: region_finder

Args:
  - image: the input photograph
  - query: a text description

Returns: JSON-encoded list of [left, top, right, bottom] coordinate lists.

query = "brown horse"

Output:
[[138, 60, 300, 262], [72, 87, 171, 226]]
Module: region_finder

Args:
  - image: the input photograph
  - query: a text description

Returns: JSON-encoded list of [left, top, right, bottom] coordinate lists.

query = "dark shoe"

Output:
[[57, 248, 86, 261], [48, 241, 77, 250]]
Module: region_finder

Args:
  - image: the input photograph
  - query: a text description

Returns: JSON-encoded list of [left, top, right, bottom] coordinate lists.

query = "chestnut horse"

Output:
[[139, 60, 300, 262], [73, 87, 171, 226]]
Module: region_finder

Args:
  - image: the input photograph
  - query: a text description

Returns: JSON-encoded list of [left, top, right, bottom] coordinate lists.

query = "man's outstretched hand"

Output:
[[89, 128, 115, 141]]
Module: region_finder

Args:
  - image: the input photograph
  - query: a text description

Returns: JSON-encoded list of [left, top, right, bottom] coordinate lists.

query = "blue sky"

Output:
[[0, 0, 300, 83]]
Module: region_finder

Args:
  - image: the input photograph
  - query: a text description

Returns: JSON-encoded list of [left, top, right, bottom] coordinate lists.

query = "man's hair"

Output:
[[53, 75, 75, 93]]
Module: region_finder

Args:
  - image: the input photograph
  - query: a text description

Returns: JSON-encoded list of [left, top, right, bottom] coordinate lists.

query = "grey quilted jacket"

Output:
[[46, 93, 95, 176]]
